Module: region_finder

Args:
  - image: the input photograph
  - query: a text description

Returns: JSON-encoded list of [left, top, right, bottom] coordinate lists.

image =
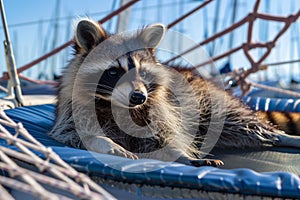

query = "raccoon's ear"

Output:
[[75, 19, 108, 52], [139, 23, 165, 51]]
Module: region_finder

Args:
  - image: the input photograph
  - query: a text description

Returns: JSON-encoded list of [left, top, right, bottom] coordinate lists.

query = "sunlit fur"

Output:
[[49, 19, 300, 165]]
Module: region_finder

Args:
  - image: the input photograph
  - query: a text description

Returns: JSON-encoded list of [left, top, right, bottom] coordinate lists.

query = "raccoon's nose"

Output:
[[129, 91, 146, 105]]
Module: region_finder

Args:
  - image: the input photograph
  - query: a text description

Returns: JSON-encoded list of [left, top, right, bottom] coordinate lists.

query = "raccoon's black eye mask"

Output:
[[107, 67, 123, 78], [97, 67, 125, 92]]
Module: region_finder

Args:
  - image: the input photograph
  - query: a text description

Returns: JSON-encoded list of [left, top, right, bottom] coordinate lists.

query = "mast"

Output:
[[295, 13, 300, 81], [0, 0, 23, 106], [274, 2, 282, 80], [117, 0, 132, 32], [177, 1, 184, 52], [12, 31, 18, 64], [289, 0, 296, 82], [58, 13, 72, 79], [228, 0, 237, 64], [107, 0, 118, 32], [49, 0, 61, 79], [156, 0, 162, 22], [37, 19, 44, 79], [260, 0, 270, 81], [210, 0, 220, 56]]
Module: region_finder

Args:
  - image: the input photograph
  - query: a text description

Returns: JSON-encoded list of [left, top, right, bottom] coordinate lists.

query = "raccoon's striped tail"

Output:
[[258, 111, 300, 135]]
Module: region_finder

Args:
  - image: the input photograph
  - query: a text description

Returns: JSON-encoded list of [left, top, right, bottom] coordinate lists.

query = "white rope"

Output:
[[0, 109, 116, 200], [0, 182, 15, 200]]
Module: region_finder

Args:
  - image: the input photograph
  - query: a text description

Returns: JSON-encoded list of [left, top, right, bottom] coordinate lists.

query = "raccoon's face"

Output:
[[97, 51, 154, 108], [74, 19, 166, 108]]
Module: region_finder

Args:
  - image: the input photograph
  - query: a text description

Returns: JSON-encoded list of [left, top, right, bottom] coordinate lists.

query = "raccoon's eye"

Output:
[[139, 70, 147, 79], [108, 67, 119, 77]]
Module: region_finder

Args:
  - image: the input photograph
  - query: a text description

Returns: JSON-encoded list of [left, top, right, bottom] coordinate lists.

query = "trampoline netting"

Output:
[[0, 104, 299, 199]]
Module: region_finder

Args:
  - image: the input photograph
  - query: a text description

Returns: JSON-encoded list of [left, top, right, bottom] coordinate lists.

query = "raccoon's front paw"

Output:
[[84, 136, 138, 160], [176, 156, 224, 167], [190, 159, 224, 167], [107, 145, 138, 160]]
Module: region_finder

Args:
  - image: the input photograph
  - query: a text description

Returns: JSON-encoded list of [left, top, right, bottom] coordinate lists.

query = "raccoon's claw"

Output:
[[108, 148, 138, 160], [85, 136, 139, 160], [190, 159, 224, 167], [176, 156, 224, 167], [120, 151, 138, 160]]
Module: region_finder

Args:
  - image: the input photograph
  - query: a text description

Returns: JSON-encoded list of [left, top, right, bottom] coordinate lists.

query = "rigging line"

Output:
[[262, 59, 300, 67], [0, 11, 110, 29], [1, 2, 182, 29], [193, 44, 243, 68], [210, 0, 221, 56], [163, 14, 249, 64], [249, 81, 300, 98], [15, 0, 140, 74], [247, 0, 261, 43], [167, 0, 213, 29]]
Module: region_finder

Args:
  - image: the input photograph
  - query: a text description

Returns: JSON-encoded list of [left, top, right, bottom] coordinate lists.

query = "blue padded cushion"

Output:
[[240, 86, 300, 112], [243, 96, 300, 112], [2, 104, 300, 198]]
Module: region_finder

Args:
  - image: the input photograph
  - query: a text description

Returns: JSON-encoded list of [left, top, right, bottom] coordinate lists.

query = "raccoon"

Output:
[[49, 19, 300, 167]]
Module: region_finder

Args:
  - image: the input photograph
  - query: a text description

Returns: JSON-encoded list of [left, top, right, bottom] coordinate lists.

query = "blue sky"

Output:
[[0, 0, 299, 81]]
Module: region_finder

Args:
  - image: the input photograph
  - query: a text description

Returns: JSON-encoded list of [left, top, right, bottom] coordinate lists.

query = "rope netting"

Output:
[[163, 0, 300, 97], [0, 109, 116, 200]]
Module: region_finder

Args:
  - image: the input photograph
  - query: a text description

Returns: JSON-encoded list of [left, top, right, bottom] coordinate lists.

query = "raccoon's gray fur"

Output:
[[49, 19, 300, 166]]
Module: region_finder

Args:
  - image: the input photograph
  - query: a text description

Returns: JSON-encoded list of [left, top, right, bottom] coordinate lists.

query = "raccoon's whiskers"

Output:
[[94, 93, 111, 101], [84, 83, 115, 91], [95, 89, 112, 95], [96, 84, 115, 91]]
